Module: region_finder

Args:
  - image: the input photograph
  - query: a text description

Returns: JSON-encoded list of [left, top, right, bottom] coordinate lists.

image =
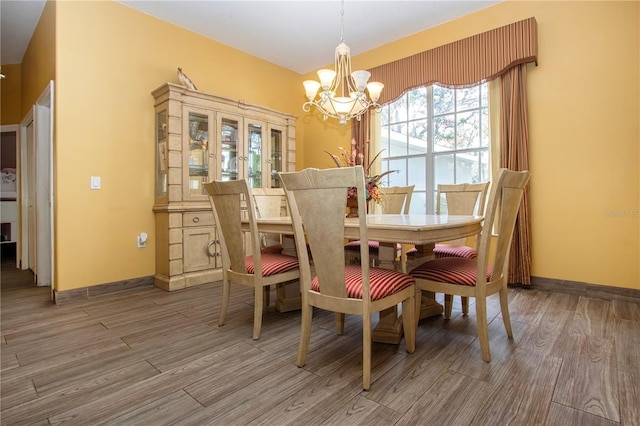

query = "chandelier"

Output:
[[302, 0, 384, 125]]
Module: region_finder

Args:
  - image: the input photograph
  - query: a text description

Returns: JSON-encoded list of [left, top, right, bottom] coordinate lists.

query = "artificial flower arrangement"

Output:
[[325, 138, 396, 204]]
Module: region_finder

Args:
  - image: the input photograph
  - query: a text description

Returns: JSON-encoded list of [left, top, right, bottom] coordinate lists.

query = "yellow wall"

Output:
[[0, 64, 22, 125], [50, 0, 303, 290], [14, 0, 639, 292], [303, 1, 639, 289], [21, 0, 56, 119]]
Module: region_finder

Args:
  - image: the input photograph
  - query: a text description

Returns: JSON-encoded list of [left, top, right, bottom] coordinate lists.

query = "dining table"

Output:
[[246, 213, 483, 344]]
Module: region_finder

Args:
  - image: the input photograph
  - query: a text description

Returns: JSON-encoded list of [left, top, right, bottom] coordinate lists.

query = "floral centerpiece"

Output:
[[326, 138, 396, 208]]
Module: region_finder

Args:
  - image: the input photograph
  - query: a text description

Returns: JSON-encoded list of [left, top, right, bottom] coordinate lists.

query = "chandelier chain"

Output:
[[340, 0, 345, 43]]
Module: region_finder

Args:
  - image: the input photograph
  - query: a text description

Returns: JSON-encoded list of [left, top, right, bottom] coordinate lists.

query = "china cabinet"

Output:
[[152, 83, 296, 291]]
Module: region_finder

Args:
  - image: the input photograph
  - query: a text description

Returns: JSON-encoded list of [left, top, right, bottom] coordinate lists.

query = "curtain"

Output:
[[353, 17, 536, 285], [500, 65, 532, 285]]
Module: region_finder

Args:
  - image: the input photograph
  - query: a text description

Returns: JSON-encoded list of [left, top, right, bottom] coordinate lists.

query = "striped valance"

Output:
[[369, 17, 538, 105]]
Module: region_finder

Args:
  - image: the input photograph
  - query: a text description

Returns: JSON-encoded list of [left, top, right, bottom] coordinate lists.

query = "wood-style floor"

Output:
[[1, 254, 639, 425]]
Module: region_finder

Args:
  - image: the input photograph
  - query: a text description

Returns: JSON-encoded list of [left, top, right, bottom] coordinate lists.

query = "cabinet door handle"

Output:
[[192, 216, 200, 223], [206, 240, 216, 257]]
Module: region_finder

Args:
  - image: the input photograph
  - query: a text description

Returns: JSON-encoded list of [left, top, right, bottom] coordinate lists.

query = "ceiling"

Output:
[[1, 0, 502, 74]]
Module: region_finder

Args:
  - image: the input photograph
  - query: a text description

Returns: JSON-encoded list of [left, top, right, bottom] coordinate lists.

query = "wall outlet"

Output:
[[137, 232, 148, 248]]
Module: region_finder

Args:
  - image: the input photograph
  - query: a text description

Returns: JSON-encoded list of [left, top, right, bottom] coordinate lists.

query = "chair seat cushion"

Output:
[[311, 265, 414, 301], [245, 253, 299, 276], [434, 244, 478, 259], [409, 257, 492, 286], [344, 240, 402, 252]]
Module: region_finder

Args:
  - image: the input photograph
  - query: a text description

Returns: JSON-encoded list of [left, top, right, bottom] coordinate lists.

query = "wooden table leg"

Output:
[[275, 235, 302, 313], [372, 242, 443, 344]]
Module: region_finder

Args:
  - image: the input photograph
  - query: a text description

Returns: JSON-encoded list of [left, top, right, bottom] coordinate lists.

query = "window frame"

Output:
[[378, 83, 490, 214]]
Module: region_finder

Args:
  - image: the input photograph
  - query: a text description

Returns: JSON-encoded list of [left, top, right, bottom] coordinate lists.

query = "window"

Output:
[[379, 83, 490, 214]]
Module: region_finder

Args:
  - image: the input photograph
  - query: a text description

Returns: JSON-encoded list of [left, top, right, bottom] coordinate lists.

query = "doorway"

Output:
[[20, 81, 54, 294], [0, 125, 19, 266]]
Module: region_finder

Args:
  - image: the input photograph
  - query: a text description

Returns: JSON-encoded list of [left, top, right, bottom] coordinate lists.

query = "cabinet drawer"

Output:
[[183, 211, 215, 227]]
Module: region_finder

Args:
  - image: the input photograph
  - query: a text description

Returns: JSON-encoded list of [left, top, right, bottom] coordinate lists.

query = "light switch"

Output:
[[90, 176, 101, 190]]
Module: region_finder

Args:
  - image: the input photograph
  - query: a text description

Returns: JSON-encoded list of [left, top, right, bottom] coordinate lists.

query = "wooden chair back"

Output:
[[281, 166, 371, 301], [252, 187, 287, 218], [436, 182, 489, 216], [436, 182, 489, 246], [477, 169, 530, 288], [252, 187, 287, 250], [376, 185, 414, 214], [204, 180, 262, 281]]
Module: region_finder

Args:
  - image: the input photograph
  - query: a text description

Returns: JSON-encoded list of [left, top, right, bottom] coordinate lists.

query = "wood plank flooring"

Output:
[[2, 256, 639, 425]]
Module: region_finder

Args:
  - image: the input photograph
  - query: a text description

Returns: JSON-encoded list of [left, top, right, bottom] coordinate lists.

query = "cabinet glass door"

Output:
[[270, 127, 283, 188], [186, 110, 212, 197], [247, 123, 263, 188], [220, 118, 239, 182], [156, 109, 168, 198]]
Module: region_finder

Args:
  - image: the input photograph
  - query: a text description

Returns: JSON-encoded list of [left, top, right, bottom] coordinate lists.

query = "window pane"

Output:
[[456, 151, 478, 183], [434, 154, 454, 185], [389, 94, 407, 123], [380, 125, 390, 153], [481, 150, 489, 182], [409, 191, 426, 214], [408, 87, 428, 119], [409, 119, 428, 153], [456, 86, 480, 111], [456, 110, 480, 149], [408, 156, 426, 191], [380, 104, 390, 125], [434, 114, 455, 152], [481, 107, 489, 147], [388, 158, 406, 187], [389, 123, 408, 156], [480, 83, 488, 107], [433, 85, 454, 115]]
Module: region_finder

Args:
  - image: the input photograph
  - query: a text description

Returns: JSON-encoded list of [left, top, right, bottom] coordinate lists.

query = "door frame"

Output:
[[19, 80, 54, 292]]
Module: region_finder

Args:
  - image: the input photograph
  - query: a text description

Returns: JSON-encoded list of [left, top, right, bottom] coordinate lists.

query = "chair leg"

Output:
[[264, 286, 271, 307], [444, 294, 453, 319], [219, 279, 230, 327], [475, 297, 491, 362], [461, 296, 469, 316], [297, 303, 313, 367], [335, 313, 345, 335], [252, 285, 264, 340], [499, 286, 513, 338], [401, 291, 416, 353], [362, 312, 372, 391]]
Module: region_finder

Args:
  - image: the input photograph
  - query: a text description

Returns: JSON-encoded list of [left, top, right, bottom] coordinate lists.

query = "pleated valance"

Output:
[[368, 17, 538, 105]]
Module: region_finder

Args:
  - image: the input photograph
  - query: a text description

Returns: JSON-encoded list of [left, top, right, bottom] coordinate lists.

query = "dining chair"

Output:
[[204, 180, 300, 340], [344, 185, 415, 269], [252, 187, 287, 254], [251, 187, 288, 307], [433, 181, 489, 317], [280, 166, 416, 391], [409, 168, 530, 362]]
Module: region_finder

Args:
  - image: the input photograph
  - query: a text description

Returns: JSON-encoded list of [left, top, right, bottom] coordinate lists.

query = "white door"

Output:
[[20, 81, 54, 292], [26, 119, 37, 278]]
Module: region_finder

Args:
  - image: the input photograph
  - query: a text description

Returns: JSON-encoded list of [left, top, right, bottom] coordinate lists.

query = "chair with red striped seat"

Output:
[[432, 181, 489, 317], [252, 187, 287, 254], [280, 166, 416, 391], [409, 169, 530, 362], [344, 185, 414, 268], [204, 180, 300, 340]]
